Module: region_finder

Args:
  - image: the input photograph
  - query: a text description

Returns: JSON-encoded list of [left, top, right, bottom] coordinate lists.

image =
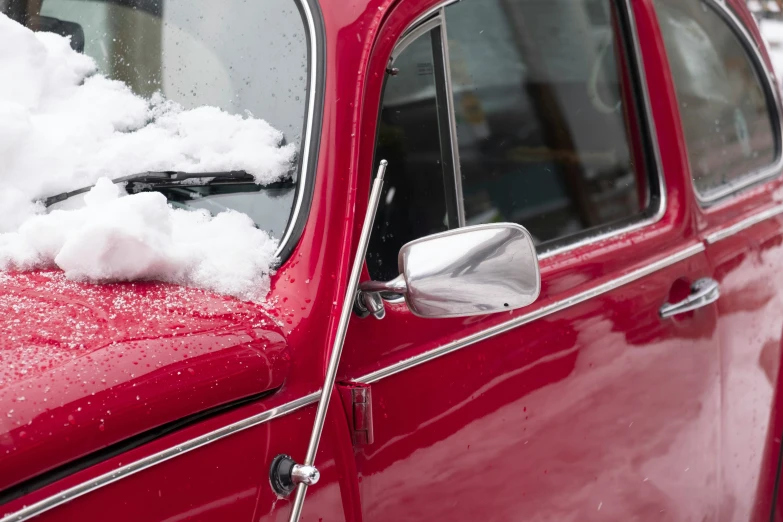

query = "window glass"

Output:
[[4, 0, 308, 239], [368, 31, 451, 281], [653, 0, 777, 198], [367, 0, 654, 281], [445, 0, 652, 246]]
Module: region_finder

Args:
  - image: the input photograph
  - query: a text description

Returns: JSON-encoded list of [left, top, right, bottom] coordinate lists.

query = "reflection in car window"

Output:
[[368, 0, 656, 281], [368, 31, 451, 282], [654, 0, 777, 198], [445, 0, 652, 247]]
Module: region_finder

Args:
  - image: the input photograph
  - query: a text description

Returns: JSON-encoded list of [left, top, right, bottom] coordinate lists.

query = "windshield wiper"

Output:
[[40, 170, 260, 207]]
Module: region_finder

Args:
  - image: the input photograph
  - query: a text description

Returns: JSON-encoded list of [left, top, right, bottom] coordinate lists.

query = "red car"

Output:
[[2, 0, 783, 520]]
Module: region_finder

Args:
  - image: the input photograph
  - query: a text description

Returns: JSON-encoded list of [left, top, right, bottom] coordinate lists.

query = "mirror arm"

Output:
[[355, 275, 407, 320], [359, 274, 407, 294], [354, 291, 386, 320]]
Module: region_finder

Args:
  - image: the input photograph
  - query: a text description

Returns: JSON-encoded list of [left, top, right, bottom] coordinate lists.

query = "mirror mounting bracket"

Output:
[[359, 274, 407, 294], [355, 275, 407, 320], [354, 291, 386, 320]]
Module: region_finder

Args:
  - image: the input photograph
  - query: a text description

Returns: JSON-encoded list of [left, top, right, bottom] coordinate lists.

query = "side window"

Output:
[[368, 29, 453, 281], [653, 0, 778, 199], [368, 0, 656, 280], [444, 0, 653, 246]]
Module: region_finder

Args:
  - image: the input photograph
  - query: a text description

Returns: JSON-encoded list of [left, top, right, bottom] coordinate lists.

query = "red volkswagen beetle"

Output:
[[2, 0, 783, 520]]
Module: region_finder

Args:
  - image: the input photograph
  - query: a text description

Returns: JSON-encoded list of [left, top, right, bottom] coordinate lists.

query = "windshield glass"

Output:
[[1, 0, 309, 240]]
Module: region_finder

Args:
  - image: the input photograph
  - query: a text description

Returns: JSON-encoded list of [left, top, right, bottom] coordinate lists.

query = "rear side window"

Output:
[[654, 0, 778, 199]]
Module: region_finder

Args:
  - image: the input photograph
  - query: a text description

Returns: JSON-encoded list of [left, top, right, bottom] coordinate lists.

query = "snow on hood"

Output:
[[0, 13, 297, 301]]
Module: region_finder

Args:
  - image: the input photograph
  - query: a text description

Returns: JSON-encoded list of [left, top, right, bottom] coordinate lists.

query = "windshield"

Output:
[[1, 0, 310, 240]]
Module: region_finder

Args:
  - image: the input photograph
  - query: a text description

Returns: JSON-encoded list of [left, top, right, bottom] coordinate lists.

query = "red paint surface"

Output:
[[4, 399, 345, 522], [339, 3, 721, 518], [2, 0, 783, 521], [0, 271, 289, 491], [338, 0, 783, 520]]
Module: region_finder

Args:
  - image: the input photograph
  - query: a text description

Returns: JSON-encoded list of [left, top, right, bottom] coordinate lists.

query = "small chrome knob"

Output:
[[270, 454, 320, 496], [291, 464, 320, 486]]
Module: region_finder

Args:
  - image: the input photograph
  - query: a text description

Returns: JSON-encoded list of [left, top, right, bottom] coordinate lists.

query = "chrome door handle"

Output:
[[659, 278, 720, 318]]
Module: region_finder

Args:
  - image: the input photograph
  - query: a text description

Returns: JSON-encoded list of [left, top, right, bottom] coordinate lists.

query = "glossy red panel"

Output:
[[0, 271, 289, 492], [707, 225, 783, 521], [4, 0, 783, 520], [0, 0, 385, 513], [656, 0, 783, 518], [1, 398, 347, 522], [338, 0, 734, 520], [348, 254, 721, 520]]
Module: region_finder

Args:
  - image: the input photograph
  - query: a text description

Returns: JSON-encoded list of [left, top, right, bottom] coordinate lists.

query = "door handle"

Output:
[[659, 278, 720, 318]]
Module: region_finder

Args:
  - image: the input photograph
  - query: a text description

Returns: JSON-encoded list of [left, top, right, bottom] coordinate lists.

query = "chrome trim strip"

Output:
[[408, 0, 461, 30], [0, 393, 320, 522], [438, 7, 467, 227], [390, 11, 466, 227], [704, 203, 783, 244], [391, 16, 441, 63], [692, 0, 783, 205], [357, 242, 705, 384], [274, 0, 320, 258], [539, 0, 667, 260]]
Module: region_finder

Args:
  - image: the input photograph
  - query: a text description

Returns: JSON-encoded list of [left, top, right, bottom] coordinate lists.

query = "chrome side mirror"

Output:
[[358, 223, 541, 319]]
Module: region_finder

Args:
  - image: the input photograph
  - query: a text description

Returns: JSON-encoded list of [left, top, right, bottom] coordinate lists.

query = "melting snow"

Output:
[[0, 13, 296, 301]]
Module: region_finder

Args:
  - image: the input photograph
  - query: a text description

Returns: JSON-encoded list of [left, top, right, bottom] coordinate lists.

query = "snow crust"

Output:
[[0, 13, 296, 301]]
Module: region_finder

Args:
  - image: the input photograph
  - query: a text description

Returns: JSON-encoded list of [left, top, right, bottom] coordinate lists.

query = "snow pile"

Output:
[[0, 13, 297, 301], [0, 180, 278, 301]]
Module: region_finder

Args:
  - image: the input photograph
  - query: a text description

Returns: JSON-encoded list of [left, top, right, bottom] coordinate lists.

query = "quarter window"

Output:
[[368, 29, 451, 282], [653, 0, 778, 199]]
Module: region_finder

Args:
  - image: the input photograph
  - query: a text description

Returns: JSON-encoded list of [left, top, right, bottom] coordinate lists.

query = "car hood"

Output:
[[0, 271, 289, 494]]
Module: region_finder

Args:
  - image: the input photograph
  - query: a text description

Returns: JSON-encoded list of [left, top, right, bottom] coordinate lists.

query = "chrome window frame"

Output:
[[386, 9, 466, 229], [274, 0, 325, 262], [436, 8, 467, 227], [661, 0, 783, 206], [380, 0, 667, 264]]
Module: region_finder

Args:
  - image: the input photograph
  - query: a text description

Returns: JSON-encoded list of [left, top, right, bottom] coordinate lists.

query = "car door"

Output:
[[339, 0, 723, 520], [650, 1, 783, 520]]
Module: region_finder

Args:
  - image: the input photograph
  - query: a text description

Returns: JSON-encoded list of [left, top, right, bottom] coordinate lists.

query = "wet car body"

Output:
[[3, 0, 783, 520]]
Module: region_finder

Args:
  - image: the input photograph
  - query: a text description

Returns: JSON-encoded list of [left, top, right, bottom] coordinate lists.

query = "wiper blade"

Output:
[[41, 170, 256, 207]]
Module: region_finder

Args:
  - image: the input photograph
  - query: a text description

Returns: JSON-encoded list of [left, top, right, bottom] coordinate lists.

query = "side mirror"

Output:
[[358, 223, 540, 319]]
